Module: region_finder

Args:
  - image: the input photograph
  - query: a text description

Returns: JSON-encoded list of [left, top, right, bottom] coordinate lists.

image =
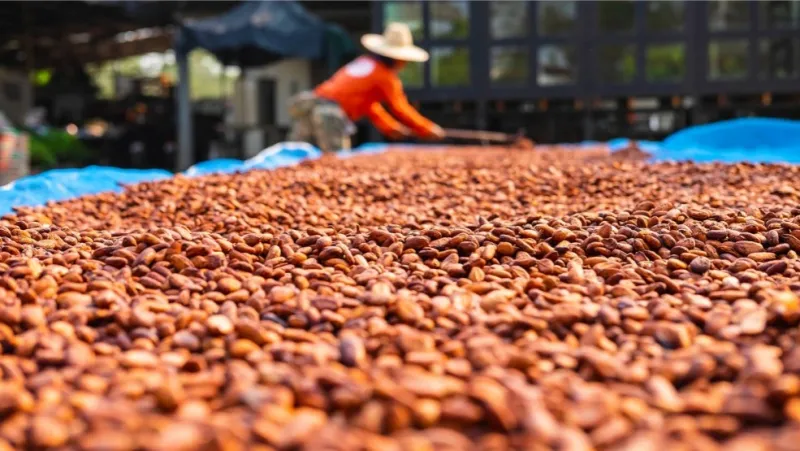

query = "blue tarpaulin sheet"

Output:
[[176, 0, 354, 68], [0, 167, 172, 215], [0, 142, 325, 216], [2, 118, 800, 217], [608, 118, 800, 164]]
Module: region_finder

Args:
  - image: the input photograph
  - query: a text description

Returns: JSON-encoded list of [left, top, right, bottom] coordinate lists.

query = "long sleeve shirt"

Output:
[[314, 56, 437, 137]]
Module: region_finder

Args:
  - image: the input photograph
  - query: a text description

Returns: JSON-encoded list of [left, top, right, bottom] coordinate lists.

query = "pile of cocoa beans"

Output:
[[1, 146, 800, 450]]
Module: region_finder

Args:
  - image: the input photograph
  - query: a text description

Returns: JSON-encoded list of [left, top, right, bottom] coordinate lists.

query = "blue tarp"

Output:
[[3, 118, 800, 217], [0, 167, 172, 215], [0, 142, 326, 216], [176, 0, 355, 68], [608, 118, 800, 164], [663, 117, 800, 152]]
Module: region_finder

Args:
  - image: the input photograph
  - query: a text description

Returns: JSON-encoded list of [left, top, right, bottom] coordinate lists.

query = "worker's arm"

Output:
[[380, 76, 439, 138], [366, 103, 410, 138]]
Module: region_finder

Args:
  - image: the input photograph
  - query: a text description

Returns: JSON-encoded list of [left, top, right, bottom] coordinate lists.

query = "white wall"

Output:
[[233, 58, 312, 128], [230, 58, 312, 157]]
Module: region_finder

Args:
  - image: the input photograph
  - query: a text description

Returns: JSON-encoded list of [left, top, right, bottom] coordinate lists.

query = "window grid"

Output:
[[757, 0, 800, 30], [423, 1, 471, 89], [377, 0, 800, 99], [758, 36, 799, 80], [534, 42, 578, 88]]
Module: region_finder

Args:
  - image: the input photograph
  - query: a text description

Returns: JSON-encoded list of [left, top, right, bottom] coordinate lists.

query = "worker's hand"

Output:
[[387, 125, 413, 141], [422, 125, 446, 141]]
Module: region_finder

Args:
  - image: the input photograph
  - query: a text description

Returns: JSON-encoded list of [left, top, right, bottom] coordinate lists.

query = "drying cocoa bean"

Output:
[[0, 146, 799, 449]]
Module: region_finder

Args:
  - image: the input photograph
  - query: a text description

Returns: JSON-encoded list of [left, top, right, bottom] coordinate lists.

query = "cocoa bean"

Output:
[[1, 147, 799, 448]]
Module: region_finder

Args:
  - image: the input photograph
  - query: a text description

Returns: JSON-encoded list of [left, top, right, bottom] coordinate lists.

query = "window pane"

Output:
[[759, 38, 799, 79], [537, 1, 577, 36], [491, 1, 528, 39], [383, 2, 423, 41], [709, 0, 750, 31], [599, 1, 635, 33], [431, 47, 470, 86], [708, 39, 749, 81], [537, 44, 577, 86], [399, 62, 424, 88], [491, 46, 529, 85], [647, 1, 685, 33], [599, 44, 637, 83], [759, 0, 800, 29], [430, 1, 469, 39], [646, 43, 686, 82]]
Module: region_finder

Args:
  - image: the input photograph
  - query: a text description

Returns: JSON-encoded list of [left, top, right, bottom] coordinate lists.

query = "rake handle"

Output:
[[443, 128, 519, 143]]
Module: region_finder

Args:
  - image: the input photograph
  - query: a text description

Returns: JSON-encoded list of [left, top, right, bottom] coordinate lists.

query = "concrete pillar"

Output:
[[176, 49, 193, 172]]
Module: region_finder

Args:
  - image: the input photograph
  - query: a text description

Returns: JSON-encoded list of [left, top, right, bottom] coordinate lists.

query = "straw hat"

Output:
[[361, 22, 429, 63]]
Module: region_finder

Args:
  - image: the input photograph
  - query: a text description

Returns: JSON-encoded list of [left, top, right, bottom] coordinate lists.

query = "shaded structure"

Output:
[[0, 1, 367, 70], [0, 2, 233, 69], [173, 0, 357, 170], [0, 0, 363, 171]]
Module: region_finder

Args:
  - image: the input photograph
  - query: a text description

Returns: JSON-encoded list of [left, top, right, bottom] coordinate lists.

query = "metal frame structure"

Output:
[[0, 1, 367, 69], [373, 0, 800, 102]]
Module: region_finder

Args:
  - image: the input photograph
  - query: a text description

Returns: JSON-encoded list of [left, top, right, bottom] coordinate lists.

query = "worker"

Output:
[[287, 22, 445, 152]]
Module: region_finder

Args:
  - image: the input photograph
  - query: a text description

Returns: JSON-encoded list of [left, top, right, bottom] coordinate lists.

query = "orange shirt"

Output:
[[314, 56, 436, 137]]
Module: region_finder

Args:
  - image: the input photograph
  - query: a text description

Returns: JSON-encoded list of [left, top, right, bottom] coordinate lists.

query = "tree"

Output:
[[538, 1, 576, 36], [646, 1, 684, 32], [646, 44, 685, 82], [85, 49, 240, 100], [431, 47, 469, 87], [599, 1, 635, 32], [399, 62, 424, 88]]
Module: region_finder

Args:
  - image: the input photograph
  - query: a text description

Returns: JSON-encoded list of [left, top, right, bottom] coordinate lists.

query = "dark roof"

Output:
[[0, 1, 368, 69], [177, 1, 334, 67], [0, 1, 234, 68], [0, 2, 143, 41]]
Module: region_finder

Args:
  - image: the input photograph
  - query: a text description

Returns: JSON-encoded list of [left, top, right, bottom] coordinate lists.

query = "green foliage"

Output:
[[600, 45, 636, 84], [399, 62, 424, 88], [447, 18, 470, 39], [430, 1, 470, 39], [32, 70, 53, 87], [646, 1, 685, 32], [647, 44, 685, 82], [85, 49, 239, 100], [538, 1, 576, 35], [384, 1, 472, 88], [492, 48, 528, 85], [431, 48, 469, 87], [598, 1, 635, 32], [709, 0, 750, 31], [40, 130, 91, 162], [28, 135, 58, 168], [491, 1, 528, 39], [29, 129, 91, 163], [708, 40, 749, 80], [384, 2, 424, 41], [23, 128, 92, 167]]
